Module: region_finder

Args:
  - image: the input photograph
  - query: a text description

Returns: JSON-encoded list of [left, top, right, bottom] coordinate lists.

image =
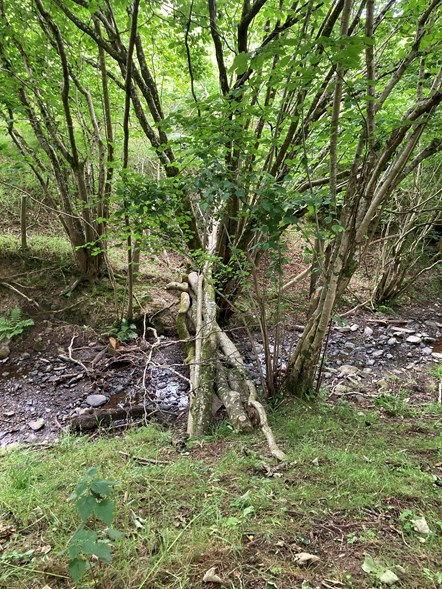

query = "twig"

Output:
[[281, 265, 311, 291], [438, 381, 441, 404], [0, 281, 41, 308], [59, 335, 90, 375], [118, 450, 170, 465], [50, 297, 89, 314]]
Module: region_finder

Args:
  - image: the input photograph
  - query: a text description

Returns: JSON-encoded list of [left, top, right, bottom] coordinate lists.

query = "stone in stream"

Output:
[[28, 418, 45, 431], [338, 365, 359, 377], [86, 394, 108, 408], [391, 327, 416, 336], [406, 335, 422, 344], [0, 344, 10, 360]]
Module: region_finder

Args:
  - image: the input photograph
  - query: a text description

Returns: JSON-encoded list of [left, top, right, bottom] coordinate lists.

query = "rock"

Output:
[[364, 326, 374, 337], [28, 418, 45, 431], [406, 335, 421, 344], [294, 552, 320, 565], [425, 320, 442, 328], [421, 347, 432, 355], [432, 352, 442, 360], [86, 394, 108, 408], [0, 342, 10, 360], [3, 411, 15, 417], [413, 517, 431, 535], [372, 350, 384, 358], [335, 326, 351, 333], [391, 327, 416, 335], [387, 337, 398, 345], [339, 365, 359, 376], [32, 338, 46, 352], [350, 324, 359, 332]]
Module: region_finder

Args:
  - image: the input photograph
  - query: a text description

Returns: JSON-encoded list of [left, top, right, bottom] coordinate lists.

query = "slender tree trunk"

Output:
[[20, 195, 28, 250]]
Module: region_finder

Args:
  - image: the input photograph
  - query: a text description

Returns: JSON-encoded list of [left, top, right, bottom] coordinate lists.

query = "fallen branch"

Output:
[[118, 450, 170, 466], [0, 281, 41, 309]]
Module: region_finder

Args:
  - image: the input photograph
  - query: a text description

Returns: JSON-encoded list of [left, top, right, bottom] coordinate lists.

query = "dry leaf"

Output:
[[109, 336, 119, 349], [203, 567, 224, 584], [294, 552, 320, 565]]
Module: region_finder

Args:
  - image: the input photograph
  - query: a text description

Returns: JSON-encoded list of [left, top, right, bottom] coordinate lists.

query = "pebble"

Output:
[[387, 337, 398, 345], [86, 394, 108, 408], [372, 350, 384, 358], [339, 365, 359, 376], [28, 418, 45, 431], [392, 327, 416, 336], [406, 335, 422, 344], [364, 326, 374, 337], [350, 324, 359, 332]]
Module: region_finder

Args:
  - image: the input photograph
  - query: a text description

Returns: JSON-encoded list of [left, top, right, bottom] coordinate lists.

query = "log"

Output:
[[67, 404, 165, 432]]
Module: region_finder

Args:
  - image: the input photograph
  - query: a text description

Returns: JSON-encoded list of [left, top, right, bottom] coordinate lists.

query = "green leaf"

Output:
[[362, 554, 383, 574], [94, 498, 115, 526], [69, 557, 87, 582], [93, 541, 113, 563], [91, 479, 112, 498], [231, 52, 249, 75], [106, 528, 123, 541], [76, 496, 97, 522], [379, 570, 400, 585]]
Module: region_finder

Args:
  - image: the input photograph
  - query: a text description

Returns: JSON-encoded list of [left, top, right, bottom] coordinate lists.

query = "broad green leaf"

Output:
[[69, 557, 87, 582], [76, 496, 97, 522], [94, 498, 115, 526]]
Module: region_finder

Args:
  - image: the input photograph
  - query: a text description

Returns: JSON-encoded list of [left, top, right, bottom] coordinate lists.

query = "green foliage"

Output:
[[103, 318, 138, 342], [374, 390, 415, 417], [0, 307, 34, 341], [67, 467, 121, 584]]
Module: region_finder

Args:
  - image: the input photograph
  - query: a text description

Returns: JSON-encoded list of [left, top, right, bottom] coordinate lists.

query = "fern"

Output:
[[0, 307, 34, 340]]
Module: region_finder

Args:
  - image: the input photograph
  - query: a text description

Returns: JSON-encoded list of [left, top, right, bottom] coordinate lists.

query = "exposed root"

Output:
[[175, 253, 286, 460]]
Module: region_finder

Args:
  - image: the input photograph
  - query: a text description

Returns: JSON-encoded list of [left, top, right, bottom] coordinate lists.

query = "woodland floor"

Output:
[[0, 233, 441, 588]]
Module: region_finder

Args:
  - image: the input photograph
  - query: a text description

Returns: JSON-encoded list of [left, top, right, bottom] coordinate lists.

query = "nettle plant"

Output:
[[67, 467, 122, 584]]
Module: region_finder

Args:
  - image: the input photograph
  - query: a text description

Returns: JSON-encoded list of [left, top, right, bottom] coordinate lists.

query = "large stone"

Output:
[[406, 335, 422, 344], [0, 343, 10, 360], [391, 327, 416, 336], [86, 394, 108, 408], [28, 418, 45, 431], [339, 365, 359, 377]]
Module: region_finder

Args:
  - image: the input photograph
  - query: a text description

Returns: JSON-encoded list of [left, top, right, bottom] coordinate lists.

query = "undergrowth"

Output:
[[0, 402, 441, 589]]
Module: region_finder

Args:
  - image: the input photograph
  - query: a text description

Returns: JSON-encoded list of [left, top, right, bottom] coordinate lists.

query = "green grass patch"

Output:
[[0, 403, 441, 588]]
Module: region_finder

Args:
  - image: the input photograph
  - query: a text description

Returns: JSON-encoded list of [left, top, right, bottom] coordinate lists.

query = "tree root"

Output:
[[175, 265, 286, 461]]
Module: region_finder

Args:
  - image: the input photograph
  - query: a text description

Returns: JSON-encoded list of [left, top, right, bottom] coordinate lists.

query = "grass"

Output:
[[0, 233, 73, 264], [0, 402, 441, 589]]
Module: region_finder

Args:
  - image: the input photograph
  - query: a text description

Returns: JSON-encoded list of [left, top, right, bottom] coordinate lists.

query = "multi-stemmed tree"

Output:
[[0, 0, 117, 281], [1, 0, 441, 449]]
